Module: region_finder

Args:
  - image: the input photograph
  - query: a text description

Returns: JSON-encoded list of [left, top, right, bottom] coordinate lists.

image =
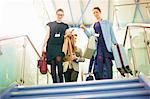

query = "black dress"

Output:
[[46, 21, 69, 64]]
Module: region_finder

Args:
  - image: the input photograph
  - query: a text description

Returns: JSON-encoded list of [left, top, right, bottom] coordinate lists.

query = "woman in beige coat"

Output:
[[63, 30, 85, 82]]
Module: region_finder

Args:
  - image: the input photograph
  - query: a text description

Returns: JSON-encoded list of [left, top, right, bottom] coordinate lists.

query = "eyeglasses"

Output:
[[57, 14, 64, 16]]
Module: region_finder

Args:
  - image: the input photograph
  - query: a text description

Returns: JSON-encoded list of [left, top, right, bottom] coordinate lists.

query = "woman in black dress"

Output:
[[42, 9, 69, 83]]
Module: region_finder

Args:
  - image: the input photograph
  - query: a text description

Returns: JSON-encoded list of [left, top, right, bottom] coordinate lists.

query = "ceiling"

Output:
[[33, 0, 109, 27], [33, 0, 150, 28]]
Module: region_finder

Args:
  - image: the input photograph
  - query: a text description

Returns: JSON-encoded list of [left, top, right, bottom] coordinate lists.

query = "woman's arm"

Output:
[[41, 26, 50, 52], [80, 24, 93, 38]]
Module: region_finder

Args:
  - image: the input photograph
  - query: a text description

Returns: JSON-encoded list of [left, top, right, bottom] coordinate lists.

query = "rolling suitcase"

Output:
[[112, 44, 133, 77]]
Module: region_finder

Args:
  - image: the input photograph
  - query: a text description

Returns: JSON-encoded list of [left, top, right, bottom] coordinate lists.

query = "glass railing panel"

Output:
[[0, 35, 43, 93], [145, 28, 150, 47], [128, 47, 150, 76], [125, 26, 150, 78], [21, 37, 39, 85], [0, 37, 25, 92]]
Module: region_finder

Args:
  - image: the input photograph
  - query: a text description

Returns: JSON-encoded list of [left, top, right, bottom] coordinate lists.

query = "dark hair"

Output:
[[93, 7, 101, 12], [56, 8, 64, 13]]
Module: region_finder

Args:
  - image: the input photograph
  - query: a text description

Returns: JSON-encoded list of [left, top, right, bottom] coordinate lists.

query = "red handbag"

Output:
[[38, 52, 48, 74]]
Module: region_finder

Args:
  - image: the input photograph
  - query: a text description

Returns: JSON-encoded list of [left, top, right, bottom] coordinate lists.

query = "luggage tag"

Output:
[[94, 33, 99, 37], [54, 32, 61, 38]]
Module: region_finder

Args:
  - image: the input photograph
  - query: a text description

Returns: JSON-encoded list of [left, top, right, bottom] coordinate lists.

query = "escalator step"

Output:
[[10, 83, 145, 98], [13, 78, 139, 91], [9, 90, 150, 99]]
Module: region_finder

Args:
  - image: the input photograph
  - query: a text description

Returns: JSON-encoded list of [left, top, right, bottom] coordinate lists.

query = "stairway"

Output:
[[1, 76, 150, 99]]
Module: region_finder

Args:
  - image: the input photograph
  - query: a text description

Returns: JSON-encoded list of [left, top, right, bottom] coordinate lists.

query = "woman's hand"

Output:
[[41, 47, 46, 54], [65, 29, 72, 37], [71, 53, 77, 61], [88, 72, 92, 76], [80, 24, 86, 30]]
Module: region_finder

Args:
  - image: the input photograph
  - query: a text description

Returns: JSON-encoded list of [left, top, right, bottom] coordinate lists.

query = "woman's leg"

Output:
[[50, 60, 57, 83], [64, 69, 72, 82], [94, 72, 101, 80], [71, 70, 78, 82], [56, 56, 64, 83], [104, 57, 113, 79], [96, 55, 104, 79]]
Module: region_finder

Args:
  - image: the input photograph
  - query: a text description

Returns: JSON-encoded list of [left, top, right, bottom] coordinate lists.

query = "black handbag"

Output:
[[86, 75, 94, 81]]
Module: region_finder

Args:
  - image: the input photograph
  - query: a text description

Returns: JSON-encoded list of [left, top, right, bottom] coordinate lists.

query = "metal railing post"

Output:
[[143, 28, 150, 64], [128, 27, 138, 77]]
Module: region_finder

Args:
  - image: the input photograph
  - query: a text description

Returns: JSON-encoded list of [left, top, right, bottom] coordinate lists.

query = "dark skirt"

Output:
[[46, 44, 64, 64]]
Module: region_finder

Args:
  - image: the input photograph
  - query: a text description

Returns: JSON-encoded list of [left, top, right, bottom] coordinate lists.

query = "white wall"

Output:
[[0, 0, 46, 54]]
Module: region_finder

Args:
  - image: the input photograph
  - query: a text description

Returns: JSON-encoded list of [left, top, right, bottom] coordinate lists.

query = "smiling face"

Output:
[[56, 10, 64, 21]]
